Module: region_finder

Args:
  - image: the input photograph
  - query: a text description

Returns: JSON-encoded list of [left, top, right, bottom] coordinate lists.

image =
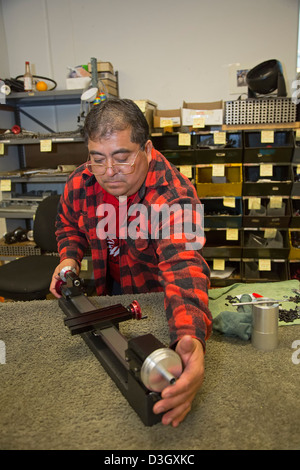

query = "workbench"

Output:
[[0, 282, 299, 451]]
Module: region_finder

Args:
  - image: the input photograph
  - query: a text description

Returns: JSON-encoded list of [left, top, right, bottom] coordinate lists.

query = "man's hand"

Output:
[[153, 335, 205, 427], [49, 258, 80, 298]]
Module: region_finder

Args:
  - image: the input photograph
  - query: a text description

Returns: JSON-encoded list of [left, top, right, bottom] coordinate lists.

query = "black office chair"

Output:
[[0, 195, 61, 301]]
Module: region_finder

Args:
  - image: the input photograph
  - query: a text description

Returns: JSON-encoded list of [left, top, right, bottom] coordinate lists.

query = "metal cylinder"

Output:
[[140, 348, 182, 392], [251, 303, 279, 351]]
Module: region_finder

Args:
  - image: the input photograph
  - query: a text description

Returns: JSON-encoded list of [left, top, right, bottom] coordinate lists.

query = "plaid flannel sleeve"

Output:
[[55, 174, 89, 265], [152, 195, 212, 350]]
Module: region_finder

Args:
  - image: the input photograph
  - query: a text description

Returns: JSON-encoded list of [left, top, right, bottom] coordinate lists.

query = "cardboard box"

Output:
[[98, 72, 117, 82], [66, 77, 91, 90], [153, 109, 181, 128], [100, 79, 118, 96], [134, 100, 157, 130], [182, 101, 223, 126], [88, 61, 114, 74]]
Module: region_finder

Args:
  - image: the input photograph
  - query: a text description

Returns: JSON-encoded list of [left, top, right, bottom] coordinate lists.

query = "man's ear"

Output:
[[145, 139, 153, 162]]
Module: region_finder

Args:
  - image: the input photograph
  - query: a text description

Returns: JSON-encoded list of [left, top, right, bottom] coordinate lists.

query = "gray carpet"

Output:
[[0, 289, 299, 450]]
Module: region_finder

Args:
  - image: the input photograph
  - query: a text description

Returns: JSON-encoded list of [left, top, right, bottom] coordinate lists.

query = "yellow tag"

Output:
[[214, 131, 226, 145], [296, 129, 300, 141], [0, 179, 11, 191], [269, 196, 282, 209], [226, 228, 238, 240], [261, 130, 274, 143], [248, 197, 261, 210], [296, 165, 300, 175], [81, 259, 88, 271], [212, 164, 225, 177], [192, 117, 205, 128], [0, 143, 4, 155], [179, 166, 192, 178], [178, 133, 191, 146], [213, 259, 225, 271], [223, 197, 235, 208], [258, 259, 271, 271], [160, 118, 173, 128], [40, 139, 52, 152], [260, 164, 273, 177], [264, 228, 277, 238]]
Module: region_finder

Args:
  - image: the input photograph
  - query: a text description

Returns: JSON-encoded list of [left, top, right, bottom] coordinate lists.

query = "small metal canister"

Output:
[[251, 302, 279, 351]]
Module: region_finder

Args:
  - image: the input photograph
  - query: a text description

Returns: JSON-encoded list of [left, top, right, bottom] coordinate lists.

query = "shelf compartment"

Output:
[[202, 197, 242, 228], [194, 131, 243, 164], [243, 228, 290, 259], [243, 130, 294, 163], [243, 196, 291, 228], [242, 258, 288, 283], [203, 228, 243, 258], [242, 163, 292, 196], [195, 163, 242, 197]]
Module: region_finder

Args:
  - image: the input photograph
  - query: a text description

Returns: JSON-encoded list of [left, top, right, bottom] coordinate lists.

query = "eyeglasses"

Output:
[[86, 149, 140, 175]]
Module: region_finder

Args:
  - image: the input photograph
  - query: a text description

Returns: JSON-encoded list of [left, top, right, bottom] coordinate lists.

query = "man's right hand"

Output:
[[49, 258, 80, 298]]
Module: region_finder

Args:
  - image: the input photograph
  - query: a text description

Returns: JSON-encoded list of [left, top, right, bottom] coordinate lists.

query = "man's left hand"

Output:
[[153, 335, 205, 427]]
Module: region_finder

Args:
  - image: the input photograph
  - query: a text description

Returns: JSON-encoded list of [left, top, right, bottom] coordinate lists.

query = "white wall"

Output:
[[1, 0, 299, 109]]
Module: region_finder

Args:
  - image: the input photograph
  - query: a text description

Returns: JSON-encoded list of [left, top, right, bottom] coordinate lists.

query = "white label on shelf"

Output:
[[178, 133, 191, 146], [0, 180, 11, 191], [261, 130, 274, 143], [248, 197, 261, 210], [258, 259, 271, 271], [260, 164, 273, 177], [213, 259, 225, 271], [193, 117, 205, 128], [269, 196, 283, 209], [264, 228, 277, 238], [212, 164, 225, 176], [223, 197, 235, 208], [226, 228, 238, 240], [214, 131, 226, 145], [40, 139, 52, 152]]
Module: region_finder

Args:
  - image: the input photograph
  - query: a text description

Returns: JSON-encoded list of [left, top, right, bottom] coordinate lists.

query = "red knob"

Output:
[[11, 125, 21, 134], [55, 279, 65, 295], [128, 300, 142, 320]]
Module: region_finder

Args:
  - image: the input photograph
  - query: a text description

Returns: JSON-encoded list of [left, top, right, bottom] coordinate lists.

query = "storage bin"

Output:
[[243, 130, 294, 163], [290, 197, 300, 227], [193, 131, 242, 164], [202, 197, 242, 228], [243, 164, 292, 196], [196, 164, 242, 197], [242, 259, 288, 282], [288, 229, 300, 259], [243, 228, 289, 259], [291, 164, 300, 196], [207, 258, 242, 287], [151, 133, 192, 151], [203, 228, 243, 258], [289, 260, 300, 280], [292, 132, 300, 163], [243, 196, 291, 228]]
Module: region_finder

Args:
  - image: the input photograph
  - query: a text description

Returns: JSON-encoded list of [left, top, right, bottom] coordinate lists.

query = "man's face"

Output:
[[87, 128, 152, 197]]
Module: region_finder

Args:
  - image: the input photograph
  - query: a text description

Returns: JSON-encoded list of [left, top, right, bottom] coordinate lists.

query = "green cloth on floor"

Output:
[[208, 279, 300, 328], [212, 294, 253, 340]]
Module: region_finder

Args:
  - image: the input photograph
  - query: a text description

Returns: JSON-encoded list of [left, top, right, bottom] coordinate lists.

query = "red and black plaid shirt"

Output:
[[56, 148, 212, 348]]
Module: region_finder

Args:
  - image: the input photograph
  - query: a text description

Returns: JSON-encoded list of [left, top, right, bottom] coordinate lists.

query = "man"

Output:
[[50, 98, 212, 427]]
